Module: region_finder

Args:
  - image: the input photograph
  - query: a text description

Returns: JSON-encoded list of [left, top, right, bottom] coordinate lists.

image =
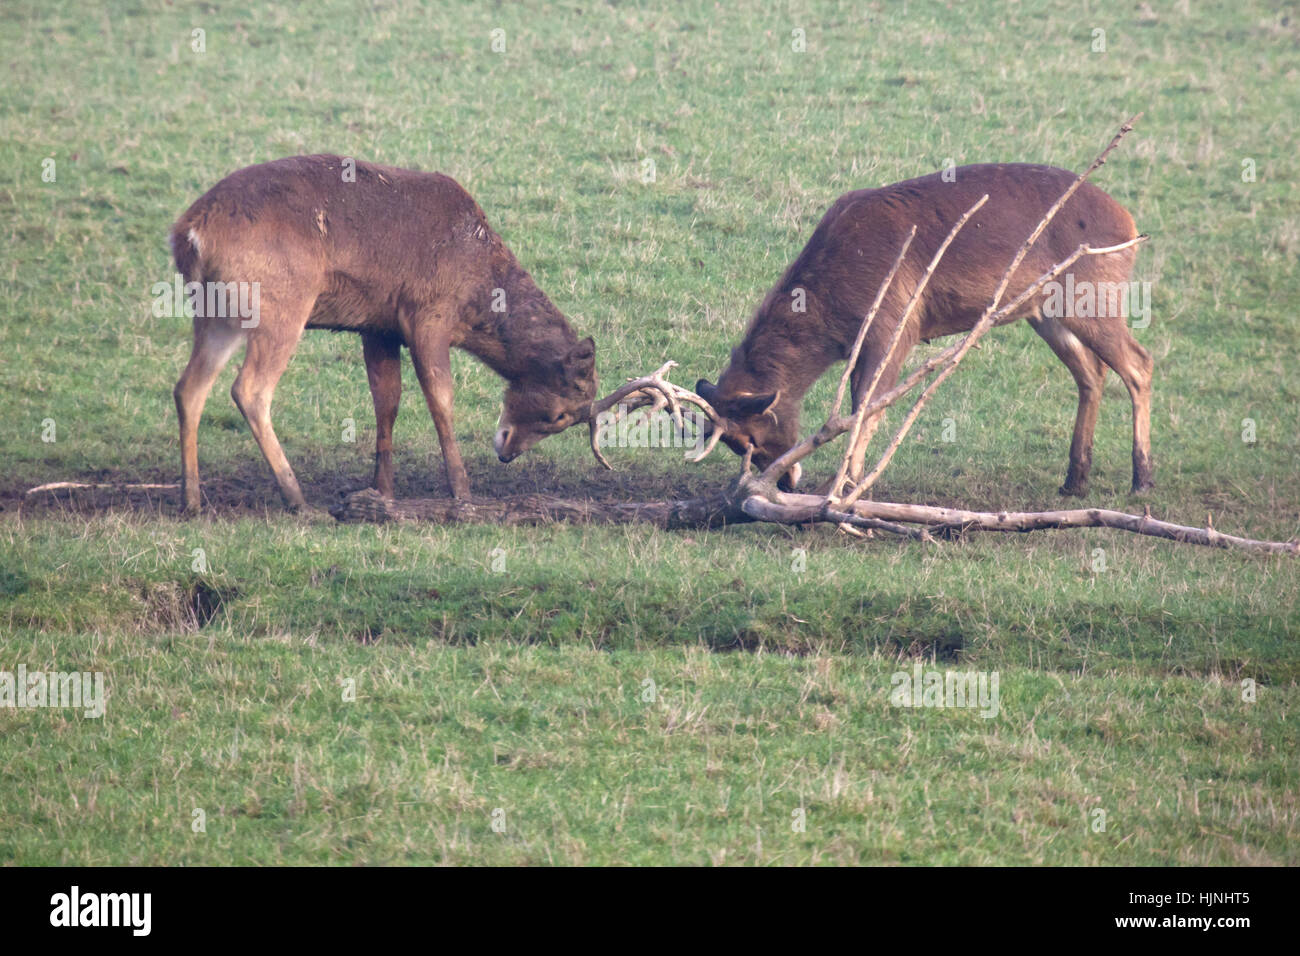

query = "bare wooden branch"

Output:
[[330, 483, 1296, 556], [740, 495, 932, 540], [837, 117, 1143, 509]]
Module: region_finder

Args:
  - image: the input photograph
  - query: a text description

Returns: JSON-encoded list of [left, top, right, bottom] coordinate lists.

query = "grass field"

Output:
[[1, 0, 1297, 864]]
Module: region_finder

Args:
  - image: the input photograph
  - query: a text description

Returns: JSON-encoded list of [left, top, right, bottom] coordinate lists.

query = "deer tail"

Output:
[[170, 217, 204, 285]]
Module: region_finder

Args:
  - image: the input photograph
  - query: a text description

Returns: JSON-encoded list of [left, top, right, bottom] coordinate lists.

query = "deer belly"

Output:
[[305, 282, 396, 334]]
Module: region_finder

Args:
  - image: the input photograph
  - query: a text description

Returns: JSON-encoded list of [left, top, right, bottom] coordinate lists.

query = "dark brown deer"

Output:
[[696, 163, 1153, 496], [170, 155, 596, 512]]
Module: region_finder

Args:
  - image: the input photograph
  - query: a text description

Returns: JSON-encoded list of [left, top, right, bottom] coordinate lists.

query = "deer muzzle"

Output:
[[493, 426, 518, 463]]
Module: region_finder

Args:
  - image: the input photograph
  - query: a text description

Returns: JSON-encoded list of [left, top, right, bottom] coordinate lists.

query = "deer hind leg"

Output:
[[1065, 316, 1155, 494], [230, 301, 311, 511], [407, 330, 470, 499], [1028, 313, 1107, 497], [362, 332, 402, 498], [174, 318, 247, 513]]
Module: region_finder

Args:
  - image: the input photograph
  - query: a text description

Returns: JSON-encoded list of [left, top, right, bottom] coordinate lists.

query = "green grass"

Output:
[[1, 0, 1297, 864]]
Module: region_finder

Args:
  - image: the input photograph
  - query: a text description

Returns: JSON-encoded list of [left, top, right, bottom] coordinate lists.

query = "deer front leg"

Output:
[[841, 333, 909, 491], [408, 334, 471, 499], [847, 412, 885, 486], [362, 332, 402, 498], [1028, 314, 1106, 496]]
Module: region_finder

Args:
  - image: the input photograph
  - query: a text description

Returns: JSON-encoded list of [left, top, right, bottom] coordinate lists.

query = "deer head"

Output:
[[494, 336, 598, 462], [694, 376, 802, 490]]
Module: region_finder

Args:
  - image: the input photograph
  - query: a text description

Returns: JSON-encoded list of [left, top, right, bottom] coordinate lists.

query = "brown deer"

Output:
[[170, 155, 597, 512], [696, 163, 1153, 497]]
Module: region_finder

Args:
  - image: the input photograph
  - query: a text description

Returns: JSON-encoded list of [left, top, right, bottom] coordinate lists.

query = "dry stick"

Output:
[[740, 496, 932, 540], [331, 482, 1297, 554], [848, 500, 1299, 555], [838, 115, 1142, 510]]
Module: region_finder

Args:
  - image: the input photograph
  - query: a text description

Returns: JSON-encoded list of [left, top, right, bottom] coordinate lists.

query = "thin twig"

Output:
[[26, 482, 179, 494]]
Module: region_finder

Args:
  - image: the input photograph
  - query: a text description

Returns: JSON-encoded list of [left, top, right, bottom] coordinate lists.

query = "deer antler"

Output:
[[588, 361, 728, 470]]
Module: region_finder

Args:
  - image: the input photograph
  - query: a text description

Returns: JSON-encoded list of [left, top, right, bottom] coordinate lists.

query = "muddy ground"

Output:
[[3, 455, 725, 522]]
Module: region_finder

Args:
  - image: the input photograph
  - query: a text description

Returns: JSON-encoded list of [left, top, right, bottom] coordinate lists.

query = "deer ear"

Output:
[[569, 337, 595, 368], [563, 337, 595, 385], [695, 379, 718, 402], [730, 390, 781, 424]]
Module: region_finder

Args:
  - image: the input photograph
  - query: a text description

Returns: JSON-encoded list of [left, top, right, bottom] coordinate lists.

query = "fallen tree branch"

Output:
[[330, 484, 1296, 555], [739, 495, 933, 541]]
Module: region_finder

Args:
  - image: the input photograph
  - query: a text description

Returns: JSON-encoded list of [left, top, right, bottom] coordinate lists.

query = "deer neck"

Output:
[[460, 265, 577, 382], [737, 306, 842, 405]]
